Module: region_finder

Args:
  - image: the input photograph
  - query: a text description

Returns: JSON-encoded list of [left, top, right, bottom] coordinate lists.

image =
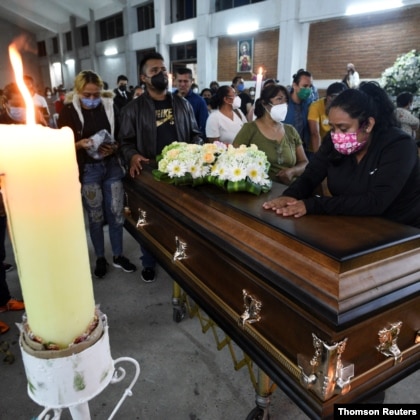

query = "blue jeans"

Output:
[[81, 157, 126, 259], [140, 245, 156, 269]]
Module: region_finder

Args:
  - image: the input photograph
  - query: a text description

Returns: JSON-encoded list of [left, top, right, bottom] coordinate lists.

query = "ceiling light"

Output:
[[172, 32, 194, 44], [227, 22, 259, 35], [104, 47, 118, 56], [345, 0, 403, 16]]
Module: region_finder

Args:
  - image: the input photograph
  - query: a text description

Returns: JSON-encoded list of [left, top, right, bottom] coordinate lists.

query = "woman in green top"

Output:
[[233, 84, 308, 185]]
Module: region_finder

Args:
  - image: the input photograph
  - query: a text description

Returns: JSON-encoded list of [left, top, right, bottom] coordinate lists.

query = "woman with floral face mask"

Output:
[[58, 70, 136, 279], [263, 82, 420, 229], [205, 85, 247, 144], [233, 84, 308, 185]]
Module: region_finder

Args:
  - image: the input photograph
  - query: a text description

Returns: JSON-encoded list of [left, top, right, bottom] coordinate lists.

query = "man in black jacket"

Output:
[[113, 75, 132, 111], [119, 52, 202, 283]]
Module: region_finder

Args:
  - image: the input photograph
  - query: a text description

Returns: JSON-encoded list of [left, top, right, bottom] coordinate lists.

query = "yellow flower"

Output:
[[202, 152, 215, 163]]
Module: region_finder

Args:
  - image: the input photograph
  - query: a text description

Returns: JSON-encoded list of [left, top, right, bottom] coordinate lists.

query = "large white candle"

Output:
[[254, 67, 263, 102], [0, 125, 95, 348], [168, 73, 173, 92]]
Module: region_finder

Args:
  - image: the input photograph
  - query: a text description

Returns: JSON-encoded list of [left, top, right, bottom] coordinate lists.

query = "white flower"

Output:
[[167, 160, 187, 177], [156, 141, 271, 188], [247, 164, 264, 184], [381, 50, 420, 98], [227, 164, 247, 181]]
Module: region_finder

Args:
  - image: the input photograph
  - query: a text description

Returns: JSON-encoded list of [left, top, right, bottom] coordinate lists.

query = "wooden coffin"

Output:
[[123, 166, 420, 419]]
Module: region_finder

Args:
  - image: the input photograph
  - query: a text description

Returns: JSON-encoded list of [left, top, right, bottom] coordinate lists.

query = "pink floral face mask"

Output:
[[331, 131, 367, 155]]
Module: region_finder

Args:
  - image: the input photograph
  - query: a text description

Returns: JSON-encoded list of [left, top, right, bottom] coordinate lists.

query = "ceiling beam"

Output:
[[49, 0, 92, 22], [0, 2, 59, 33]]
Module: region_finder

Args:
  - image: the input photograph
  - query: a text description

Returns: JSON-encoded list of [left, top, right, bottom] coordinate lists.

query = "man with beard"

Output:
[[119, 52, 202, 283]]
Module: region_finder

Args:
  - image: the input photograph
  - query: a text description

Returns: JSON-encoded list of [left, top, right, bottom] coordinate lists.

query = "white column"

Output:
[[277, 0, 310, 86]]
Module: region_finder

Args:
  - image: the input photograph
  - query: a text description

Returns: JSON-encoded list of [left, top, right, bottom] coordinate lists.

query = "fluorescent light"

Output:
[[104, 47, 118, 56], [172, 32, 194, 44], [227, 22, 259, 35], [345, 0, 403, 16], [65, 59, 75, 66]]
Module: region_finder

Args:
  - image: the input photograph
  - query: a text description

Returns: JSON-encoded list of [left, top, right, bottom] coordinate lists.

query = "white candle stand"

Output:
[[19, 312, 140, 420]]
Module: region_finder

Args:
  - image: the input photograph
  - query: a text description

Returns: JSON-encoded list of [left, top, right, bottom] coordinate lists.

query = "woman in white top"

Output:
[[205, 85, 247, 144]]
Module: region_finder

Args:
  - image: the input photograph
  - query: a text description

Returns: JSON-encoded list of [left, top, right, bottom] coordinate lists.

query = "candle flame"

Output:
[[258, 67, 262, 75], [8, 43, 35, 125]]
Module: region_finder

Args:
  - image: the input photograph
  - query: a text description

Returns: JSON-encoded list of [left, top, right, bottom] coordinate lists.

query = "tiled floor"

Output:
[[1, 227, 418, 419]]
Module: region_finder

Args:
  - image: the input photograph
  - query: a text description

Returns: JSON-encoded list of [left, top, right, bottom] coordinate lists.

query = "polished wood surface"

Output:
[[123, 166, 420, 419]]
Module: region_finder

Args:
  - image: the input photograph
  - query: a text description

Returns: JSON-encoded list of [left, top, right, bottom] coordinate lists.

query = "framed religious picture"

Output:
[[237, 39, 253, 73]]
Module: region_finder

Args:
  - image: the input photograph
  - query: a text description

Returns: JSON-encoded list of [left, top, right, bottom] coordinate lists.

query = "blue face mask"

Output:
[[80, 97, 101, 109], [237, 83, 245, 92], [9, 107, 26, 122]]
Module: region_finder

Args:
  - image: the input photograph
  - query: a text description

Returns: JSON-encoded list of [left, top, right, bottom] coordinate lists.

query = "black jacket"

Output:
[[57, 91, 120, 178], [283, 127, 420, 228], [118, 91, 203, 165], [113, 88, 132, 111]]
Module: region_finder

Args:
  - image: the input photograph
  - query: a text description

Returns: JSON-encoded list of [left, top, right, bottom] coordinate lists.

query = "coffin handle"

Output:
[[239, 289, 262, 327], [173, 236, 187, 261], [136, 208, 147, 228], [376, 321, 403, 365]]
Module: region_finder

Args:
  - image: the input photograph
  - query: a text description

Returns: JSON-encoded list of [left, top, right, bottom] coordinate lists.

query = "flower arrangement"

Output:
[[380, 50, 420, 115], [153, 141, 272, 195]]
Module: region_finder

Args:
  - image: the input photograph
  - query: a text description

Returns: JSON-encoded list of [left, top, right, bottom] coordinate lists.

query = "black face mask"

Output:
[[119, 84, 127, 91], [150, 72, 167, 91]]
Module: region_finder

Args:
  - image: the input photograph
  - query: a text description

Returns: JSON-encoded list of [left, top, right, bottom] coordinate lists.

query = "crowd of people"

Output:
[[1, 56, 420, 334]]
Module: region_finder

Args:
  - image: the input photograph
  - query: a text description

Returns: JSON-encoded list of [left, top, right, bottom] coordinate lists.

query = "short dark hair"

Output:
[[326, 82, 347, 97], [200, 88, 212, 96], [292, 69, 312, 85], [23, 75, 34, 84], [117, 75, 128, 83], [176, 68, 192, 78], [139, 52, 164, 75], [254, 84, 290, 119], [396, 92, 414, 108], [232, 76, 242, 86]]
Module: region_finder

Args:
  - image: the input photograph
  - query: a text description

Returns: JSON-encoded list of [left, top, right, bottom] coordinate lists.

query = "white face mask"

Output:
[[269, 103, 288, 123], [232, 96, 242, 110], [192, 88, 199, 94]]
